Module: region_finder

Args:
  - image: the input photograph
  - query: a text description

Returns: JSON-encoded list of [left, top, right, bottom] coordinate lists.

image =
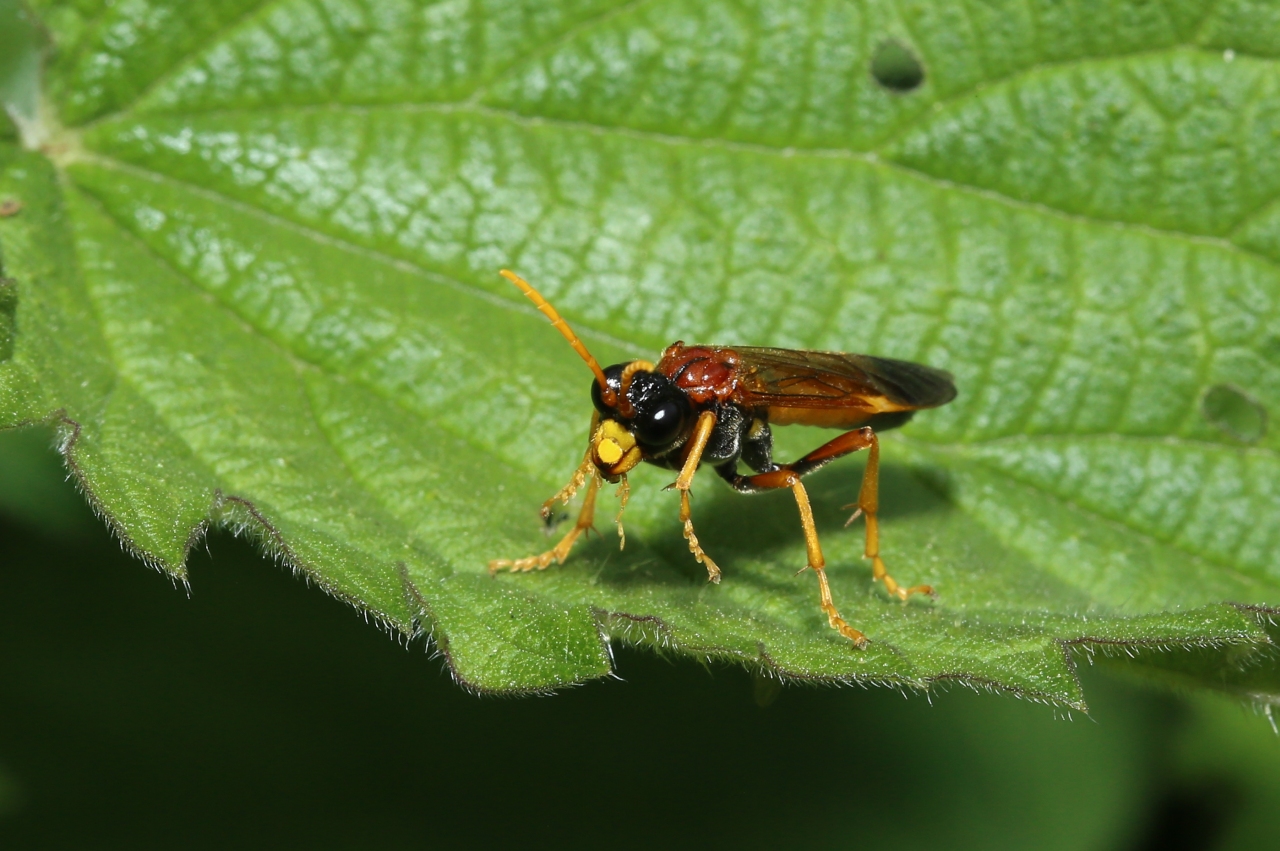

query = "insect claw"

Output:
[[910, 584, 939, 600]]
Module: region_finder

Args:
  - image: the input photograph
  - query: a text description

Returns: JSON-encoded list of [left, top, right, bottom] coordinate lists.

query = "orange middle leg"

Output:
[[845, 429, 935, 601], [723, 426, 934, 602], [790, 477, 869, 647]]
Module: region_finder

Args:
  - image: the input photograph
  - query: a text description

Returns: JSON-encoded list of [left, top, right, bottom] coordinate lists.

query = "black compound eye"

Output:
[[634, 394, 688, 447]]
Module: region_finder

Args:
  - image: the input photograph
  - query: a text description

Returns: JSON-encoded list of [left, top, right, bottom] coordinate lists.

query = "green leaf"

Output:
[[2, 0, 1278, 704]]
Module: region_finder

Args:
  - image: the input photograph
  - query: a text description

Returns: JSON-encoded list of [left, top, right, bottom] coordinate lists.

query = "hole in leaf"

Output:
[[871, 40, 925, 92], [1201, 384, 1267, 443]]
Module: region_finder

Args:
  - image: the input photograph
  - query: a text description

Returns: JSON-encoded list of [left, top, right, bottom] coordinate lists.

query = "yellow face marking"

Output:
[[597, 437, 623, 465], [592, 419, 643, 477]]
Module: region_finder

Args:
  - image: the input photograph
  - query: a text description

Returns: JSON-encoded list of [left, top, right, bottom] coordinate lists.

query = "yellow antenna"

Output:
[[500, 269, 615, 405]]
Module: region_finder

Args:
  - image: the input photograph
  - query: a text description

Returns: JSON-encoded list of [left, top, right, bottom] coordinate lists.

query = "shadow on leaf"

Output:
[[563, 459, 952, 593]]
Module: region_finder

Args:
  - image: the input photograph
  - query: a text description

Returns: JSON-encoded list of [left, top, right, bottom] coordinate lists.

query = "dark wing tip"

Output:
[[859, 355, 957, 409]]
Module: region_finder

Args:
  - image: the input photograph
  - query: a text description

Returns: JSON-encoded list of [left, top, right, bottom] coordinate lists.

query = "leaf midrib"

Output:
[[64, 103, 1280, 482], [75, 96, 1280, 286], [77, 143, 1272, 452], [73, 113, 1277, 448]]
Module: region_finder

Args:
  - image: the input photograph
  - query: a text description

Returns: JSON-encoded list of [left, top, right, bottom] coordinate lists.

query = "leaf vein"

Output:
[[160, 97, 1280, 278], [951, 452, 1272, 593], [81, 0, 286, 130], [68, 155, 635, 492], [468, 0, 658, 105]]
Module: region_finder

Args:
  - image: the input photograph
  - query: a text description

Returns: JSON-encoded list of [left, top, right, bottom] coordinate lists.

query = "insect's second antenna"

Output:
[[500, 269, 614, 404]]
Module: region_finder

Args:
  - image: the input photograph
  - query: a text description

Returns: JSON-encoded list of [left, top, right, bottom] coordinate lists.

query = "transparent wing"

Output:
[[731, 346, 956, 411]]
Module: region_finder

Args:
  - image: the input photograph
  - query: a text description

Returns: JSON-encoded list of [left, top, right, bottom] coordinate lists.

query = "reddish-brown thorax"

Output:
[[657, 342, 741, 405]]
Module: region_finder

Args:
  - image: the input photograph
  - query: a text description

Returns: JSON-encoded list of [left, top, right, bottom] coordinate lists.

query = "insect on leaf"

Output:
[[1, 0, 1278, 706]]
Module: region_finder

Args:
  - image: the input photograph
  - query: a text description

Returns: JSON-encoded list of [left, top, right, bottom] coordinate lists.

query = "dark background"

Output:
[[1, 425, 1278, 850]]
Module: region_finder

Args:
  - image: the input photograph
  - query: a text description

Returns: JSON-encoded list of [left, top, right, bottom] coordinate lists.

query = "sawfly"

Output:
[[489, 270, 956, 646]]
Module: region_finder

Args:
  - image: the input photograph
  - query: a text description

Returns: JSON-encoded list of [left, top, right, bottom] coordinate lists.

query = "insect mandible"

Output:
[[489, 270, 956, 647]]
